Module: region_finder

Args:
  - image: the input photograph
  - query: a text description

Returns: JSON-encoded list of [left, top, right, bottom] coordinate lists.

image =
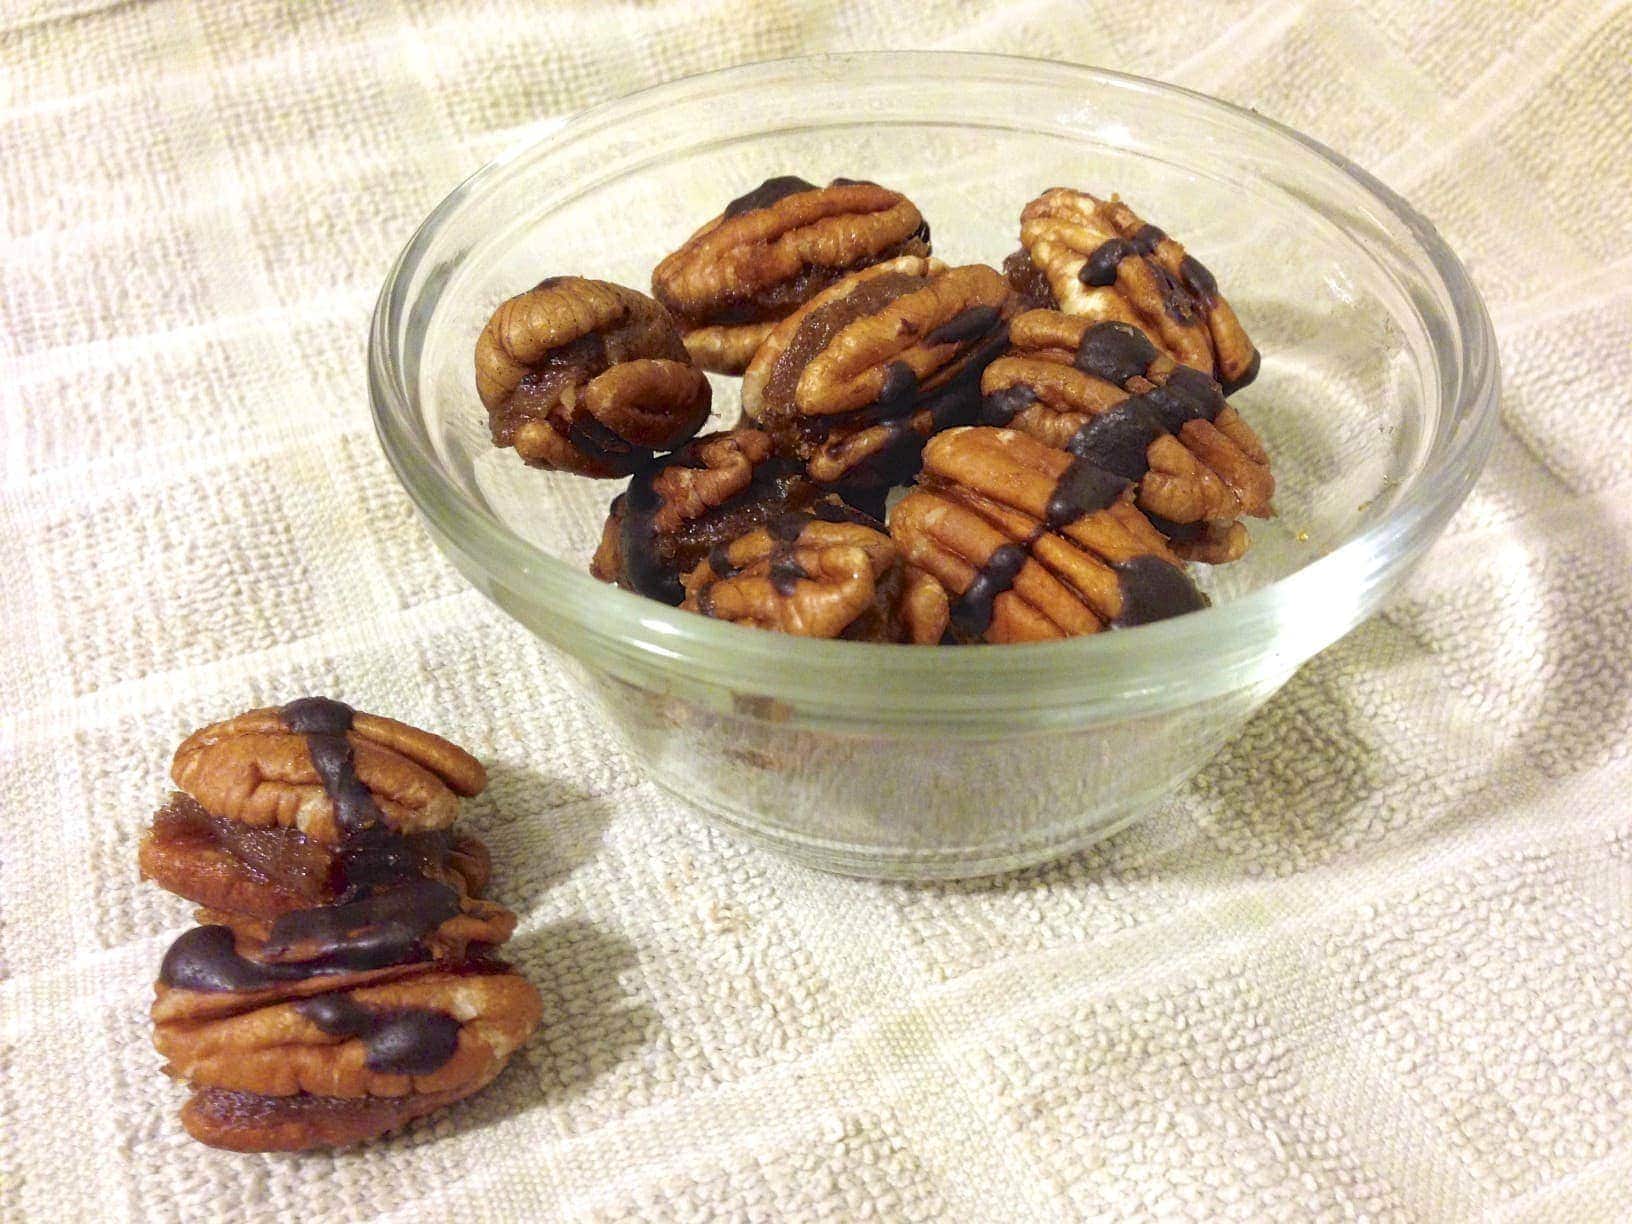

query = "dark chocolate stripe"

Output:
[[160, 925, 322, 993], [279, 698, 379, 838], [1078, 238, 1135, 287], [766, 511, 812, 596], [262, 880, 462, 975], [924, 305, 1002, 348], [949, 543, 1028, 640], [296, 994, 462, 1075], [1131, 225, 1166, 255], [618, 447, 710, 606], [723, 175, 817, 218], [1074, 322, 1157, 386], [1178, 254, 1217, 305], [979, 384, 1037, 427], [1066, 399, 1167, 482], [1045, 459, 1129, 528], [1110, 555, 1208, 627]]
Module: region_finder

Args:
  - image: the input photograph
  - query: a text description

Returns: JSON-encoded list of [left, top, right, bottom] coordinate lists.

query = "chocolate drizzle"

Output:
[[263, 880, 462, 975], [157, 878, 465, 993], [618, 449, 706, 606], [979, 384, 1038, 427], [1075, 321, 1158, 385], [279, 697, 433, 899], [1045, 459, 1129, 528], [160, 925, 317, 993], [924, 306, 1002, 348], [1079, 238, 1135, 287], [1061, 323, 1226, 486], [1178, 254, 1217, 304], [722, 175, 817, 219], [280, 698, 377, 838], [1131, 225, 1166, 254], [833, 324, 1011, 489], [295, 994, 461, 1075], [1066, 400, 1168, 482], [1111, 555, 1208, 626], [949, 543, 1028, 640], [766, 512, 811, 596]]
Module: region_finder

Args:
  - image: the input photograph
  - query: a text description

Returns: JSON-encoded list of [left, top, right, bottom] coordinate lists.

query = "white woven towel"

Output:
[[2, 1, 1629, 1219]]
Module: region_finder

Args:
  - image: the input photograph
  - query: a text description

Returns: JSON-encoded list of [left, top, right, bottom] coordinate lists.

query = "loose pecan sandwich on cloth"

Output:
[[477, 175, 1275, 644], [140, 698, 541, 1151]]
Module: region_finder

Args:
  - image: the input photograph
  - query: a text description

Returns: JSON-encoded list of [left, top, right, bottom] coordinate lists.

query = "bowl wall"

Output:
[[373, 54, 1497, 877]]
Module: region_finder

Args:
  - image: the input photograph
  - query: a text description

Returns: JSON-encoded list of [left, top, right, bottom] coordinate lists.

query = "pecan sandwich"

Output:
[[982, 313, 1273, 563], [741, 257, 1015, 499], [679, 513, 947, 643], [142, 699, 541, 1150], [652, 175, 932, 374], [1004, 188, 1259, 393], [889, 427, 1208, 643], [476, 276, 711, 476], [140, 698, 492, 919]]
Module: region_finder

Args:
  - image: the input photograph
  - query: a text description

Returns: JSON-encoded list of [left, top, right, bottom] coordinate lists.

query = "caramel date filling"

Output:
[[150, 793, 456, 902]]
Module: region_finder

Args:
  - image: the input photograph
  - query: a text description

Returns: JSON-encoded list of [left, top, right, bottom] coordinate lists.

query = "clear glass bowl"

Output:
[[369, 53, 1498, 879]]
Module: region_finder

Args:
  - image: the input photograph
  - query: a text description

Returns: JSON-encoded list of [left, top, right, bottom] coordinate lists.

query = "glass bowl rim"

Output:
[[368, 50, 1499, 713]]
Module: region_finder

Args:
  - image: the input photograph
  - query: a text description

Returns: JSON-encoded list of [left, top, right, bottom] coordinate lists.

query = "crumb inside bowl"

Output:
[[369, 53, 1497, 878]]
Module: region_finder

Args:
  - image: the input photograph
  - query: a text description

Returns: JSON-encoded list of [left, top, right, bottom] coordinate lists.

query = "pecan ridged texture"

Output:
[[982, 312, 1274, 564], [651, 176, 932, 374], [679, 513, 945, 643], [1004, 188, 1259, 393], [154, 958, 542, 1152], [170, 704, 484, 844], [888, 427, 1207, 643], [476, 276, 711, 476], [741, 257, 1016, 493]]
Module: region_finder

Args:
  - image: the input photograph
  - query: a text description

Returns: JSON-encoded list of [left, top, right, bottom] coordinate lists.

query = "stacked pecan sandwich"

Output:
[[139, 698, 540, 1151], [477, 177, 1274, 644]]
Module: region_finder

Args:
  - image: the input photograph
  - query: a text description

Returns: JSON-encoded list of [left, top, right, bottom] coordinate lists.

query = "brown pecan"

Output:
[[153, 958, 541, 1151], [981, 311, 1273, 564], [889, 427, 1207, 643], [1004, 188, 1259, 393], [171, 699, 482, 843], [678, 512, 938, 642], [589, 427, 883, 604], [476, 276, 711, 476], [144, 699, 489, 920], [651, 176, 932, 374], [741, 258, 1015, 494]]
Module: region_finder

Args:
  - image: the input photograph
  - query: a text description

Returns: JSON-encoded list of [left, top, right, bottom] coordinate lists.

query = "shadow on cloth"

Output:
[[450, 919, 659, 1137]]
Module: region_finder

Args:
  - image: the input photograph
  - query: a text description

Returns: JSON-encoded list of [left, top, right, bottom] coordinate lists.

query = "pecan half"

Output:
[[589, 427, 875, 605], [651, 176, 932, 374], [143, 698, 489, 919], [476, 276, 711, 476], [981, 312, 1273, 563], [1004, 188, 1259, 393], [741, 257, 1015, 493], [889, 427, 1207, 643], [678, 512, 939, 642], [154, 959, 541, 1151]]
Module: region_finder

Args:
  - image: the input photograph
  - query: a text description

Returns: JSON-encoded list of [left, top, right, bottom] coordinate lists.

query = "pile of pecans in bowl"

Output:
[[474, 178, 1273, 644]]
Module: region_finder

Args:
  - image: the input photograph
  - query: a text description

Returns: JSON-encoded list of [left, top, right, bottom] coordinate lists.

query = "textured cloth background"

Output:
[[2, 0, 1630, 1219]]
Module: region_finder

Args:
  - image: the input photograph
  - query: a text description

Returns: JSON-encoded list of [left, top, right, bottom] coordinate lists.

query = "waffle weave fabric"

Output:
[[2, 1, 1629, 1219]]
